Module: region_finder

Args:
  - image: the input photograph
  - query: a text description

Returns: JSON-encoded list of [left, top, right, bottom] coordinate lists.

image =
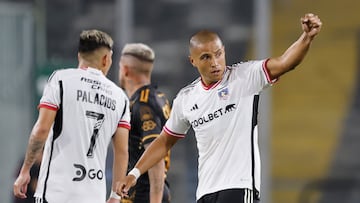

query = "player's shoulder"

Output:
[[176, 77, 200, 98], [229, 60, 252, 69], [149, 85, 169, 101], [225, 60, 264, 78], [47, 67, 78, 82], [106, 79, 127, 97], [134, 85, 168, 105], [229, 60, 264, 70]]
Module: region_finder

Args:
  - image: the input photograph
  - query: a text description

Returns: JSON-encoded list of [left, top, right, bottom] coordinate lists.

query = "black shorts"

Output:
[[197, 188, 260, 203]]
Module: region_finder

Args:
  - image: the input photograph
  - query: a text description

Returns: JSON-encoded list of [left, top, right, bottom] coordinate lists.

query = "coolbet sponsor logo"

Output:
[[72, 164, 104, 181], [190, 104, 236, 128]]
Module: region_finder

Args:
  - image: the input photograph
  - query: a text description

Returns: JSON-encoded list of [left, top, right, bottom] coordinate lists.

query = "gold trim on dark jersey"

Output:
[[139, 89, 150, 103], [142, 133, 159, 142]]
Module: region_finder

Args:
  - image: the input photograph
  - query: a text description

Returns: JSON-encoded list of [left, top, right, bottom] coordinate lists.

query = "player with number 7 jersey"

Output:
[[13, 29, 130, 203], [33, 66, 131, 202]]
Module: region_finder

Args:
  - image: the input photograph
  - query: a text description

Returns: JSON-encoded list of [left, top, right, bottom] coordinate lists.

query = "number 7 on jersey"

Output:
[[86, 111, 105, 158]]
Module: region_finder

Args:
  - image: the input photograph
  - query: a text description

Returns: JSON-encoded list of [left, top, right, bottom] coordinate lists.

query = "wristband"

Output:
[[109, 190, 121, 200], [128, 167, 141, 180]]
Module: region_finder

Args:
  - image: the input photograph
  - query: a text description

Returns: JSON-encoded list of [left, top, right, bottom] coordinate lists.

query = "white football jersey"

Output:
[[164, 59, 273, 200], [34, 67, 130, 203]]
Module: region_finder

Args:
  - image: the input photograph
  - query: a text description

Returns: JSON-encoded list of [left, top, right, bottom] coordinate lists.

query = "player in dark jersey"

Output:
[[118, 43, 171, 203]]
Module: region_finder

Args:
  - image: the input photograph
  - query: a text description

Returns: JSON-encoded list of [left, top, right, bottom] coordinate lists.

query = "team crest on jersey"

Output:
[[218, 87, 229, 100]]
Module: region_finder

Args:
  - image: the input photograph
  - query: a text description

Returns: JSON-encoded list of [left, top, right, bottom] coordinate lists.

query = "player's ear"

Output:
[[189, 56, 195, 67], [102, 54, 107, 67], [123, 65, 130, 77]]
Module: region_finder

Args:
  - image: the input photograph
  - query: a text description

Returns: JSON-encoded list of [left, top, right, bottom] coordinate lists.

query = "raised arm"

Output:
[[266, 13, 322, 80], [120, 131, 179, 196]]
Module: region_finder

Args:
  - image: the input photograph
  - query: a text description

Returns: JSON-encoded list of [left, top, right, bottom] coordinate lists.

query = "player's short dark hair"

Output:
[[78, 29, 113, 53]]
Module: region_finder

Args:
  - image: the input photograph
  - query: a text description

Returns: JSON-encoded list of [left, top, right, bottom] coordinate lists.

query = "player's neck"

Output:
[[126, 79, 150, 98], [78, 61, 106, 75]]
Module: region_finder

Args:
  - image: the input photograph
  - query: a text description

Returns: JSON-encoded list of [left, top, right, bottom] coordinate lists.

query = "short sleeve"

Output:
[[118, 97, 131, 130], [38, 71, 61, 111], [235, 59, 276, 94], [163, 95, 190, 138]]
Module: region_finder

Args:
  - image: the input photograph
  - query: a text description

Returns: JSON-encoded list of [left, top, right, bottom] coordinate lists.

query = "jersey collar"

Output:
[[79, 66, 103, 75], [200, 78, 222, 90]]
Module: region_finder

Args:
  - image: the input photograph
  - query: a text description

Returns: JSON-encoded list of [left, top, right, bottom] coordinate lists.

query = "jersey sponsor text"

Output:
[[191, 103, 236, 128]]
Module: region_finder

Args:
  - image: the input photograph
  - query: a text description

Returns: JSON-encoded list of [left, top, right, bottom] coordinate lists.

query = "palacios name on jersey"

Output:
[[76, 90, 116, 111], [76, 77, 117, 111]]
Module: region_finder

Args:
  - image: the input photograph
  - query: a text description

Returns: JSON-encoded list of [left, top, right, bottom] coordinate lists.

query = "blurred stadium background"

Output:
[[1, 0, 360, 203]]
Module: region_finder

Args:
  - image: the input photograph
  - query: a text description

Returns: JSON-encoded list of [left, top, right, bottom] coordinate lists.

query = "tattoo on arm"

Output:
[[24, 138, 44, 167]]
